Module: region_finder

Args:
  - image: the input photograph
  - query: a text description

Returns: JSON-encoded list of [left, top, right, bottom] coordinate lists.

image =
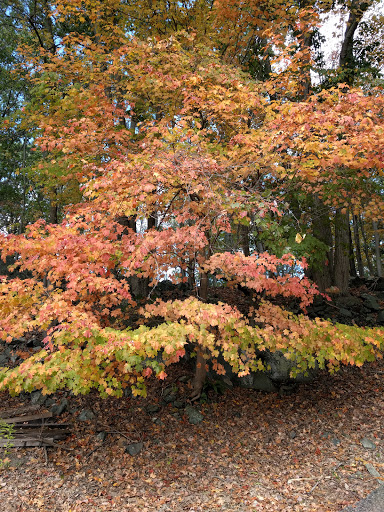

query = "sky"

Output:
[[319, 1, 384, 69]]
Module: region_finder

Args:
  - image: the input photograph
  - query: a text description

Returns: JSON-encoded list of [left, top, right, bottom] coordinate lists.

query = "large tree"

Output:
[[0, 0, 383, 399]]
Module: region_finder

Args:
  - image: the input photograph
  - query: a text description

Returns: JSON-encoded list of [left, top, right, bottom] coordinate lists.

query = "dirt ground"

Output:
[[0, 357, 383, 512]]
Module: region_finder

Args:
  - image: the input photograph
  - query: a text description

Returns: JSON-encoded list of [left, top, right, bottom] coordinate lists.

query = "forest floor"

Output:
[[0, 357, 383, 512]]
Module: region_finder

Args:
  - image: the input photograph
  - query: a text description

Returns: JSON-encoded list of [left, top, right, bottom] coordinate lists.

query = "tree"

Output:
[[0, 0, 383, 399]]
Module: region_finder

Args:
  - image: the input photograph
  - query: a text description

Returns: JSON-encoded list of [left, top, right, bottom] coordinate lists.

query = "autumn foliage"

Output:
[[0, 0, 383, 398]]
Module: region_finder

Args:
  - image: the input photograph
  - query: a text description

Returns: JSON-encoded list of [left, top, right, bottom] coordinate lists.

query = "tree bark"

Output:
[[239, 223, 250, 257], [333, 209, 350, 294], [352, 214, 364, 277], [49, 193, 58, 224], [309, 197, 333, 292], [190, 349, 207, 401], [338, 0, 374, 84], [359, 215, 374, 275], [349, 222, 357, 277], [373, 221, 382, 277], [191, 244, 211, 399]]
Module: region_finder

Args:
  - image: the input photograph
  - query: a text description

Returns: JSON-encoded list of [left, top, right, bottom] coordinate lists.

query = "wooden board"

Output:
[[10, 423, 69, 429], [0, 405, 41, 419], [0, 411, 53, 424], [0, 438, 55, 447], [0, 406, 71, 448], [9, 429, 70, 438]]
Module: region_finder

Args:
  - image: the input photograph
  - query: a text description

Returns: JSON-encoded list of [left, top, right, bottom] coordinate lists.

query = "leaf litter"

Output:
[[0, 357, 382, 512]]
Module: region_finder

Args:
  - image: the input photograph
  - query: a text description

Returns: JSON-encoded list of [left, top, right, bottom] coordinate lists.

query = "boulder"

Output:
[[361, 294, 381, 311], [185, 405, 204, 425], [237, 371, 277, 392], [125, 441, 143, 456]]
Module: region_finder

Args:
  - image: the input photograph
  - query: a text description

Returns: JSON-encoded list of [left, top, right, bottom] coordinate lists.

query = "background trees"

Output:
[[0, 0, 383, 398]]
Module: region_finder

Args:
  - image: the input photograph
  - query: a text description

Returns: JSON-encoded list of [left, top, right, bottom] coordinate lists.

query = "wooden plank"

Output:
[[0, 411, 53, 424], [12, 429, 70, 438], [11, 423, 69, 429], [0, 438, 55, 447], [0, 405, 41, 419]]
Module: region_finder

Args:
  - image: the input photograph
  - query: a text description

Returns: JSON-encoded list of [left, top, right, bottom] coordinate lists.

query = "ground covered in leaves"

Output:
[[0, 357, 383, 512]]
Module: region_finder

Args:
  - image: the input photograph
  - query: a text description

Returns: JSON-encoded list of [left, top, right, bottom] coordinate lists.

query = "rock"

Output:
[[13, 336, 27, 345], [162, 393, 177, 404], [332, 437, 341, 446], [185, 405, 204, 425], [264, 351, 293, 381], [162, 386, 178, 404], [51, 398, 68, 416], [146, 404, 161, 414], [30, 390, 47, 405], [341, 485, 384, 512], [96, 431, 107, 442], [172, 400, 185, 409], [337, 296, 362, 309], [262, 350, 318, 383], [361, 294, 381, 311], [125, 441, 143, 456], [365, 463, 381, 479], [0, 353, 9, 366], [361, 437, 376, 450], [339, 308, 353, 318], [377, 310, 384, 325], [238, 371, 278, 392], [78, 409, 95, 421], [289, 431, 297, 439], [178, 375, 190, 383], [9, 351, 19, 363]]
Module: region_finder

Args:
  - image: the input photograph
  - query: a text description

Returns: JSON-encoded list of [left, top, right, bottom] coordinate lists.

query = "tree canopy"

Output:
[[0, 0, 383, 399]]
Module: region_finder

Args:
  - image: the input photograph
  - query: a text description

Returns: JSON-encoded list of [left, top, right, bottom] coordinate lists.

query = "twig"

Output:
[[307, 463, 343, 496], [41, 439, 73, 451], [288, 476, 328, 484], [102, 430, 132, 440], [43, 446, 48, 465], [307, 476, 329, 495], [83, 441, 108, 462]]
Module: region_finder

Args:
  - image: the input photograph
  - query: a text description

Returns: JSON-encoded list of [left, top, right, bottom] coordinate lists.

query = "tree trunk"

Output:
[[19, 137, 27, 234], [199, 271, 209, 301], [49, 196, 58, 224], [349, 223, 357, 277], [373, 221, 382, 277], [309, 197, 333, 292], [239, 223, 250, 257], [191, 246, 211, 400], [333, 209, 350, 294], [191, 270, 209, 400], [338, 0, 373, 84], [359, 215, 374, 275], [353, 214, 364, 276], [187, 258, 196, 290], [190, 349, 207, 401]]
